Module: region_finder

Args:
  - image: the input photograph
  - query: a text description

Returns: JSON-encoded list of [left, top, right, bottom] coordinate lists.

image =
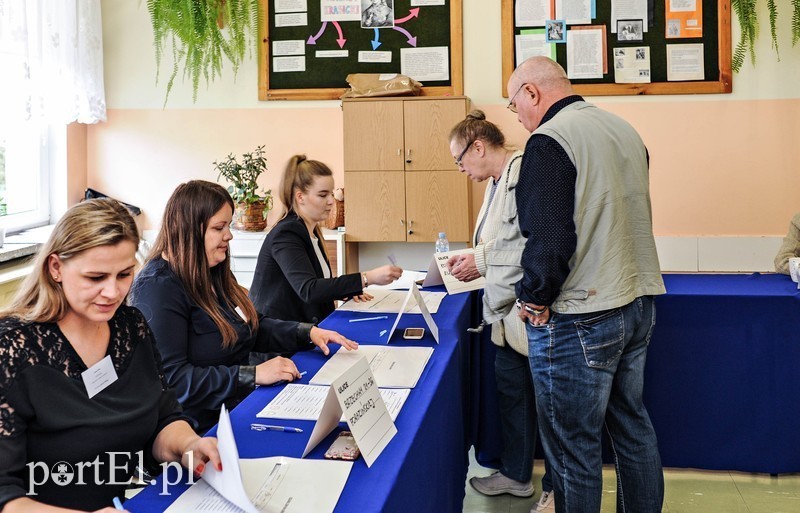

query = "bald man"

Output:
[[508, 57, 666, 513]]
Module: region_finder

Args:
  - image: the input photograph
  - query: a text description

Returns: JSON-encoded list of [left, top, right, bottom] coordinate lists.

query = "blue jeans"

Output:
[[495, 343, 553, 491], [526, 296, 663, 513]]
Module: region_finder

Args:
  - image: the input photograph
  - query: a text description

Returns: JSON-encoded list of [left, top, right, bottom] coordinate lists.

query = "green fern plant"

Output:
[[733, 0, 800, 72], [147, 0, 261, 105]]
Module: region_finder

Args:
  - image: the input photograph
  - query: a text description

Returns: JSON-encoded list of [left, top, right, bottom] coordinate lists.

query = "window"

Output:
[[0, 119, 51, 232]]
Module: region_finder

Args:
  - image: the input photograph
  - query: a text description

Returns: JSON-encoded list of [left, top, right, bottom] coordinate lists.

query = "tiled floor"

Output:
[[463, 452, 800, 513]]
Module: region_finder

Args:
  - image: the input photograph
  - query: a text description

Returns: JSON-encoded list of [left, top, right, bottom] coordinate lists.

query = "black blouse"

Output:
[[0, 306, 185, 511], [129, 257, 313, 434]]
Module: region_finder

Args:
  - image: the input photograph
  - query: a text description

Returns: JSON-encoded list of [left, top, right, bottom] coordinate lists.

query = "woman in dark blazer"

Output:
[[250, 155, 402, 324], [130, 180, 356, 433]]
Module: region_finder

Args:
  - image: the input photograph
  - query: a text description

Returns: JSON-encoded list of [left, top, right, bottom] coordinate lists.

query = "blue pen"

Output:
[[113, 496, 124, 510], [349, 315, 388, 323], [250, 423, 303, 433]]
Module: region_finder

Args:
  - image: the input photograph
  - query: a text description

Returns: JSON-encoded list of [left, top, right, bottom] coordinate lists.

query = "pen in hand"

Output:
[[113, 496, 124, 510], [272, 370, 306, 387], [251, 423, 304, 433]]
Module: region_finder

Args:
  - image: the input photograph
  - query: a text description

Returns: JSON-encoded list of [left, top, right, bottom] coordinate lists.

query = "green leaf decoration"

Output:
[[147, 0, 261, 105], [733, 0, 800, 73]]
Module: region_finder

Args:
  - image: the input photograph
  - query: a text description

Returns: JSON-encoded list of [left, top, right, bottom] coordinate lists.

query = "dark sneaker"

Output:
[[469, 471, 535, 498]]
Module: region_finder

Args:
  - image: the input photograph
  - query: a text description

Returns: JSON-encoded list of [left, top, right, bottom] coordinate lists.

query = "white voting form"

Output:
[[165, 405, 351, 513], [310, 345, 433, 389], [257, 384, 410, 422], [336, 288, 445, 314]]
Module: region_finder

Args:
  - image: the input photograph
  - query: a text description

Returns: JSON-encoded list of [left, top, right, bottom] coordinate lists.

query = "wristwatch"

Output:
[[515, 298, 548, 316]]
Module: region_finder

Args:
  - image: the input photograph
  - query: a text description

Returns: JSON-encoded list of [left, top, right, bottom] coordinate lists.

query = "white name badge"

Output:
[[81, 355, 119, 399]]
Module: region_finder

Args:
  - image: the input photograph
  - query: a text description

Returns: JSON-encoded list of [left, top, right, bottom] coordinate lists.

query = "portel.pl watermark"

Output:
[[26, 450, 198, 496]]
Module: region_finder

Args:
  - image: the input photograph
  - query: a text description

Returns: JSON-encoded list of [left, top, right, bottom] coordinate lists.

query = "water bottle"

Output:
[[435, 232, 450, 253]]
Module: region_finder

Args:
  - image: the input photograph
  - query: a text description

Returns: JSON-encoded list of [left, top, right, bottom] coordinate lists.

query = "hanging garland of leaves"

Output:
[[732, 0, 800, 72], [147, 0, 260, 104]]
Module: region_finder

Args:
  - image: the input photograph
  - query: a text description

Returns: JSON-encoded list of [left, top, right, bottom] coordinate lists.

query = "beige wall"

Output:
[[86, 0, 800, 236]]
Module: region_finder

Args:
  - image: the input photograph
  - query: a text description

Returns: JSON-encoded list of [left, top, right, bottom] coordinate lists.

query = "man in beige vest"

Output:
[[508, 56, 666, 513]]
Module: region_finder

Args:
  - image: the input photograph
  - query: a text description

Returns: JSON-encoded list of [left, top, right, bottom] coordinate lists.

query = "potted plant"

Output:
[[214, 145, 273, 232], [147, 0, 261, 105]]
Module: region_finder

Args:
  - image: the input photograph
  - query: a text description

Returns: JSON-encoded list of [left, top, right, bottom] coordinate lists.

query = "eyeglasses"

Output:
[[454, 140, 474, 167], [507, 83, 528, 114]]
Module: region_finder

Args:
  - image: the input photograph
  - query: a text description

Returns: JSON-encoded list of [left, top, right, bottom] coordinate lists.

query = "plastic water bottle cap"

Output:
[[438, 232, 446, 238]]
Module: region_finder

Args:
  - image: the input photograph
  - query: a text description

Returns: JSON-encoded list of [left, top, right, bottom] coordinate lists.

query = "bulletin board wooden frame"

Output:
[[500, 0, 732, 96], [258, 0, 464, 100]]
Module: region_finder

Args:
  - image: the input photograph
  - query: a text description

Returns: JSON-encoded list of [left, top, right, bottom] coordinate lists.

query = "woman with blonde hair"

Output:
[[0, 198, 219, 512], [447, 110, 554, 512], [249, 155, 402, 324], [130, 180, 356, 434]]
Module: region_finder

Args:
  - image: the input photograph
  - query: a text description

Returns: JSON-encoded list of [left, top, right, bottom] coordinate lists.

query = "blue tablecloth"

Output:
[[644, 273, 800, 473], [472, 273, 800, 474], [126, 286, 474, 512]]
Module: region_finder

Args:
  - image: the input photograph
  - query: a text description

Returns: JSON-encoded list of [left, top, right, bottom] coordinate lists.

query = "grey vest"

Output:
[[534, 101, 666, 313]]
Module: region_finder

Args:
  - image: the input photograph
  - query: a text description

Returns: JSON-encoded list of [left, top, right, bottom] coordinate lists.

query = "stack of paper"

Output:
[[310, 345, 434, 388], [337, 288, 445, 314], [166, 406, 352, 513], [257, 384, 410, 422]]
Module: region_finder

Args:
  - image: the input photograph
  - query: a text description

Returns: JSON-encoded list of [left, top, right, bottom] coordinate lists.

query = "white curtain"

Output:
[[0, 0, 106, 125]]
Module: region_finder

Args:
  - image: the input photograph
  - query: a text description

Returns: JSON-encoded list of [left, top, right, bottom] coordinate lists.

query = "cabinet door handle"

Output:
[[407, 219, 413, 234], [397, 148, 402, 156], [405, 149, 412, 164]]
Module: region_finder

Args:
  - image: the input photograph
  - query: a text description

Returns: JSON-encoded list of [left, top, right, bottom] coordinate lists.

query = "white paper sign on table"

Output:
[[303, 356, 397, 467]]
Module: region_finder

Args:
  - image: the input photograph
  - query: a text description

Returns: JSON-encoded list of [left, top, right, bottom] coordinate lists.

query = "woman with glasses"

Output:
[[447, 110, 555, 513]]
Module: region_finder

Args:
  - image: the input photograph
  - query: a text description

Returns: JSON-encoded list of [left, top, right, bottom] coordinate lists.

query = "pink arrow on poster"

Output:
[[332, 21, 347, 48], [394, 8, 420, 25]]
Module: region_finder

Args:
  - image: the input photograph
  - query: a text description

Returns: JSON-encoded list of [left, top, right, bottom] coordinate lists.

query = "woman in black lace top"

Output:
[[0, 199, 220, 512]]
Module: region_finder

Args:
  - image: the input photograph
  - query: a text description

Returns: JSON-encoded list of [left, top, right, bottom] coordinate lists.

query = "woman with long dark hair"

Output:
[[130, 180, 356, 433]]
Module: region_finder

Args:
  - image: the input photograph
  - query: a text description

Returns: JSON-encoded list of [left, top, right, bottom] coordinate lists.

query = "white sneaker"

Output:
[[531, 490, 556, 513]]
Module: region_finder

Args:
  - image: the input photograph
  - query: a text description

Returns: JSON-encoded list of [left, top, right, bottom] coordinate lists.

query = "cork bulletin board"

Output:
[[259, 0, 463, 100], [500, 0, 732, 96]]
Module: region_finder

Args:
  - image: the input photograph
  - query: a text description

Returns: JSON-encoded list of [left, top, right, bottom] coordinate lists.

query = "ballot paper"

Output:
[[310, 345, 433, 388], [365, 270, 427, 290], [166, 406, 352, 513], [257, 384, 410, 422], [422, 249, 486, 294], [303, 356, 397, 467], [336, 288, 445, 314]]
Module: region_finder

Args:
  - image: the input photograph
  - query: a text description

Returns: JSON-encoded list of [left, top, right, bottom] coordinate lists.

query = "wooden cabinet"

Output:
[[343, 97, 472, 243]]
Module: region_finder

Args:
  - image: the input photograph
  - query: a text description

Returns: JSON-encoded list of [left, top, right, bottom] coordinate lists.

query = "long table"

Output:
[[472, 273, 800, 474], [126, 286, 474, 513]]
